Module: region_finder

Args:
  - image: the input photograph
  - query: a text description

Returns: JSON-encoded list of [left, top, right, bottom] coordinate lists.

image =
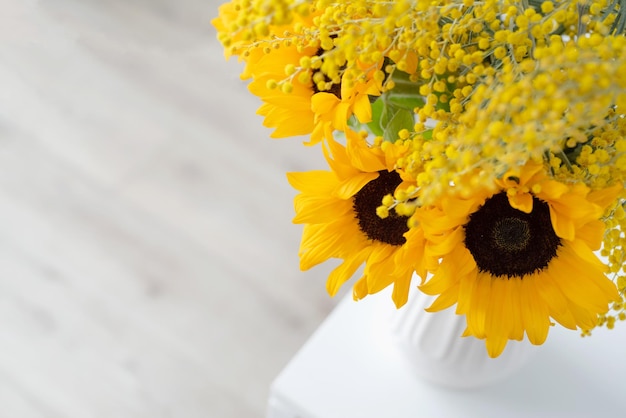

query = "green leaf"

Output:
[[347, 115, 361, 131], [387, 70, 423, 111], [387, 94, 425, 111], [380, 97, 395, 128], [383, 108, 415, 142], [367, 97, 385, 136]]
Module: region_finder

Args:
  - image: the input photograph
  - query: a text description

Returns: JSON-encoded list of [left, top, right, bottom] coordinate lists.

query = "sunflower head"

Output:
[[287, 130, 426, 308], [464, 192, 561, 278], [419, 164, 621, 357]]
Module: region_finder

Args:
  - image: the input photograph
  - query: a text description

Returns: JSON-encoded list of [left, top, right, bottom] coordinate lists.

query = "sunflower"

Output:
[[214, 2, 382, 143], [247, 47, 382, 143], [416, 163, 621, 357], [287, 130, 425, 307]]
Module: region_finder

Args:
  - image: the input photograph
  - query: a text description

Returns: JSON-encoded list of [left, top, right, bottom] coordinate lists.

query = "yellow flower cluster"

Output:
[[214, 0, 626, 351], [406, 35, 626, 206]]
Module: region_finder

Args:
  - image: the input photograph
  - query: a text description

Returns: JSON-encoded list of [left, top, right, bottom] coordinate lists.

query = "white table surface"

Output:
[[267, 290, 626, 418]]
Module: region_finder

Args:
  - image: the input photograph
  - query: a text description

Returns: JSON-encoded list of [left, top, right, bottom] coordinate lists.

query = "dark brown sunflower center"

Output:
[[353, 170, 408, 246], [492, 217, 531, 252], [463, 192, 561, 278]]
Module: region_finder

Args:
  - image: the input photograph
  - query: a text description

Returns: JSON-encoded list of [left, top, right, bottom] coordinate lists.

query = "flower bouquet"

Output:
[[213, 0, 626, 357]]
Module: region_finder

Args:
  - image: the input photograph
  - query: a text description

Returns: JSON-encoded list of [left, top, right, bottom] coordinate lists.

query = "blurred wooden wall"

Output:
[[0, 1, 341, 416]]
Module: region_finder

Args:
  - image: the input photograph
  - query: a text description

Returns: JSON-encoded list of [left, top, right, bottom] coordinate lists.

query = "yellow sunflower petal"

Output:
[[425, 226, 465, 258], [466, 272, 491, 338], [299, 221, 360, 269], [425, 283, 460, 312], [353, 275, 369, 301], [441, 195, 484, 220], [353, 93, 373, 122], [549, 204, 576, 241], [548, 250, 612, 312], [587, 184, 622, 209], [455, 264, 478, 315], [550, 193, 601, 223], [508, 192, 533, 213], [258, 104, 315, 137], [287, 170, 336, 193], [562, 244, 619, 303], [567, 301, 598, 330], [420, 264, 456, 296], [518, 163, 544, 186], [394, 228, 428, 282], [543, 271, 578, 330], [309, 121, 333, 146], [498, 164, 541, 189], [417, 207, 466, 236], [519, 277, 550, 345], [334, 172, 379, 200], [535, 267, 569, 315], [484, 278, 510, 357], [293, 196, 352, 223], [332, 102, 351, 130], [326, 249, 369, 296], [344, 129, 387, 172], [536, 178, 569, 200], [548, 306, 578, 330], [507, 278, 525, 340], [365, 246, 400, 294], [390, 269, 415, 309], [324, 139, 368, 179], [537, 267, 578, 328], [576, 219, 606, 250], [252, 88, 313, 108], [421, 245, 474, 296], [567, 238, 607, 272], [311, 92, 339, 114]]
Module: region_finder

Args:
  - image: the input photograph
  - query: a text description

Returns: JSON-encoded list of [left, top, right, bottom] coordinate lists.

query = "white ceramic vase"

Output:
[[375, 288, 537, 389]]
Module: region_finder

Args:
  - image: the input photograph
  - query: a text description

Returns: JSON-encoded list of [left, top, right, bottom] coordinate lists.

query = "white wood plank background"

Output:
[[0, 1, 344, 416]]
